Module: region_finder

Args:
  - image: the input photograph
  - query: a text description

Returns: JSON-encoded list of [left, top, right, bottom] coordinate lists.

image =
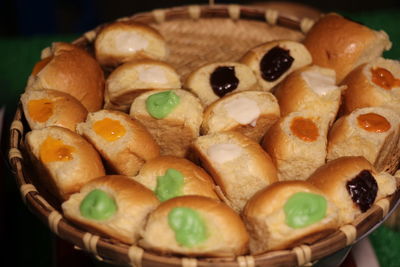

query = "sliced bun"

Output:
[[307, 156, 397, 225], [240, 40, 312, 91], [130, 89, 203, 157], [133, 156, 219, 201], [274, 65, 344, 127], [202, 91, 280, 142], [303, 13, 392, 83], [25, 126, 105, 200], [76, 109, 160, 176], [327, 106, 400, 173], [243, 180, 338, 253], [184, 62, 258, 106], [105, 59, 181, 112], [341, 57, 400, 114], [139, 195, 249, 257], [21, 89, 88, 132], [62, 175, 159, 244], [95, 21, 168, 67], [262, 111, 328, 181], [191, 131, 278, 212], [25, 42, 105, 112]]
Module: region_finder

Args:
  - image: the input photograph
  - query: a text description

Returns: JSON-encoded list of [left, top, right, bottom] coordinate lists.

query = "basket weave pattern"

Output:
[[8, 4, 400, 267]]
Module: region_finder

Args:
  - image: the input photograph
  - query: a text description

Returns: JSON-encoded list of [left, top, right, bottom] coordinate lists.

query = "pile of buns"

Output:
[[21, 13, 400, 257]]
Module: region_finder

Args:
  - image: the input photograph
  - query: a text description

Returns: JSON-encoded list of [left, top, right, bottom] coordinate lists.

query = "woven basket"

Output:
[[8, 4, 400, 267]]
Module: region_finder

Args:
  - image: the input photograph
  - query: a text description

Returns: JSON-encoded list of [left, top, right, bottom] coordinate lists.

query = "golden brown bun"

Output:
[[240, 40, 312, 91], [307, 156, 397, 225], [105, 59, 181, 112], [130, 89, 203, 157], [327, 107, 400, 172], [262, 111, 328, 181], [133, 156, 219, 200], [25, 126, 105, 200], [274, 65, 344, 127], [139, 195, 249, 257], [243, 180, 338, 253], [191, 131, 278, 212], [184, 62, 258, 106], [303, 13, 391, 83], [95, 21, 168, 67], [341, 57, 400, 114], [76, 109, 160, 176], [21, 89, 88, 132], [202, 91, 280, 142], [62, 175, 160, 244], [25, 42, 105, 112]]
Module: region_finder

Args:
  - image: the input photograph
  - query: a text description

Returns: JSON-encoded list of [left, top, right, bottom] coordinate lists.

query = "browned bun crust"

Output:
[[25, 126, 105, 200], [76, 109, 160, 176], [303, 13, 391, 83], [134, 156, 219, 200], [139, 195, 249, 257], [243, 180, 338, 253], [21, 89, 88, 132], [62, 175, 160, 244], [26, 42, 105, 112]]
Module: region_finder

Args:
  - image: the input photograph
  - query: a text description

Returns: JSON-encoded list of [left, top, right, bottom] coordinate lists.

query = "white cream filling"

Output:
[[301, 70, 338, 96], [207, 143, 242, 164], [114, 32, 149, 53], [138, 66, 167, 84], [223, 97, 260, 126]]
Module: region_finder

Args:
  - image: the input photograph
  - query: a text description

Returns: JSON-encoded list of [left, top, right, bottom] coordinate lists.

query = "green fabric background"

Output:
[[1, 8, 400, 267]]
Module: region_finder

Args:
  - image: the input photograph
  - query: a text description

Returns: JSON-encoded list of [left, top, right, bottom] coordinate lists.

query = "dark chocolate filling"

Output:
[[210, 66, 239, 97], [260, 46, 294, 82], [346, 170, 378, 212]]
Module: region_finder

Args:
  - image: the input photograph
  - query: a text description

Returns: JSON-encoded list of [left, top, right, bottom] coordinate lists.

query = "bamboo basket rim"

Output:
[[8, 4, 400, 267]]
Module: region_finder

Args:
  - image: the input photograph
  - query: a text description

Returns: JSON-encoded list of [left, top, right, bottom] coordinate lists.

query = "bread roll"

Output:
[[274, 65, 344, 127], [303, 13, 391, 83], [21, 89, 88, 132], [307, 156, 397, 225], [105, 59, 181, 112], [130, 89, 203, 157], [191, 131, 278, 212], [327, 107, 400, 173], [341, 57, 400, 114], [133, 156, 219, 201], [25, 126, 105, 200], [25, 42, 105, 112], [201, 91, 280, 142], [95, 21, 168, 67], [184, 62, 258, 106], [240, 40, 312, 91], [262, 111, 328, 181], [139, 195, 249, 257], [243, 180, 338, 253], [76, 109, 160, 176], [62, 175, 159, 244]]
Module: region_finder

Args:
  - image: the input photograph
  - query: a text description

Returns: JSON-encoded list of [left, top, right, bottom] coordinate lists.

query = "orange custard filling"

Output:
[[31, 57, 52, 76], [371, 67, 400, 90], [357, 113, 391, 133], [40, 136, 75, 163], [28, 98, 54, 123], [93, 118, 126, 142], [290, 117, 319, 142]]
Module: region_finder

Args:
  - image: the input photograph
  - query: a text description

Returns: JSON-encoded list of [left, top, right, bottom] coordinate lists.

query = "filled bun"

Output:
[[202, 91, 280, 142], [303, 13, 391, 83], [139, 195, 249, 257], [76, 109, 160, 176], [21, 89, 88, 132], [25, 42, 105, 112], [243, 180, 338, 253], [25, 126, 105, 200], [62, 175, 159, 244]]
